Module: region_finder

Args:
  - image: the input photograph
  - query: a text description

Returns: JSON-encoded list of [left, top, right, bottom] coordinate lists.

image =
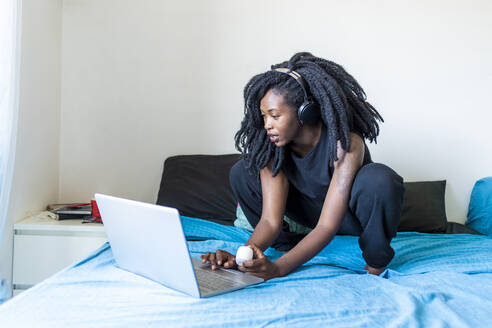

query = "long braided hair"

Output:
[[235, 52, 383, 177]]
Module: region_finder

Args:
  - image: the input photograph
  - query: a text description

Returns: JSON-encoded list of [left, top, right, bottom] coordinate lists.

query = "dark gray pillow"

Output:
[[157, 155, 450, 233], [445, 222, 482, 235], [398, 180, 448, 233], [156, 154, 240, 226]]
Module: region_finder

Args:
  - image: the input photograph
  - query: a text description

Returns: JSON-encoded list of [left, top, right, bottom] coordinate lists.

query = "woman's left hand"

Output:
[[237, 244, 281, 280]]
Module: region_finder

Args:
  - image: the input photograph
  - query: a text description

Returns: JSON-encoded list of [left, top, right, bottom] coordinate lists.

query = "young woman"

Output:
[[201, 52, 405, 279]]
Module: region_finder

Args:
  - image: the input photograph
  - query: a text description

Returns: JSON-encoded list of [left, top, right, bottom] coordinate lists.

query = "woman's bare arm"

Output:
[[245, 161, 289, 251], [202, 161, 288, 270], [273, 133, 365, 276]]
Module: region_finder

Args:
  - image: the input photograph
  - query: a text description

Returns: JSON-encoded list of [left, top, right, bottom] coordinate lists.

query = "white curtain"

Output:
[[0, 0, 21, 302]]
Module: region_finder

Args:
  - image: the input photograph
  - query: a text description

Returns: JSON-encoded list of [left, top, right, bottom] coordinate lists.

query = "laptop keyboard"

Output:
[[194, 266, 245, 295]]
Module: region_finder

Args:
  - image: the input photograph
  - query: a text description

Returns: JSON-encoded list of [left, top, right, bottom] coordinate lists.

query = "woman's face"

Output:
[[259, 89, 300, 147]]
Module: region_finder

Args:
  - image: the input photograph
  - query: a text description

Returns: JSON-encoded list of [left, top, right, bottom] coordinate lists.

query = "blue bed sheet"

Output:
[[1, 217, 492, 327]]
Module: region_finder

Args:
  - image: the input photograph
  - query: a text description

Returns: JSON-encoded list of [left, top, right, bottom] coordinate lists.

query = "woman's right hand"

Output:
[[200, 250, 237, 270]]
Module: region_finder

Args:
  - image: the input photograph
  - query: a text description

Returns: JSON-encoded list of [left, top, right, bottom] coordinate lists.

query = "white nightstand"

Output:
[[12, 215, 107, 296]]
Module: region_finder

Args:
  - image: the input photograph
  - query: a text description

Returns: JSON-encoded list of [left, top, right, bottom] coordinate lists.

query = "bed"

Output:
[[1, 154, 491, 327]]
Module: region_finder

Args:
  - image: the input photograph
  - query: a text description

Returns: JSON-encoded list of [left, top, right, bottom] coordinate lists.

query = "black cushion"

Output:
[[156, 154, 240, 226], [157, 155, 450, 233], [445, 222, 482, 235], [398, 180, 448, 233]]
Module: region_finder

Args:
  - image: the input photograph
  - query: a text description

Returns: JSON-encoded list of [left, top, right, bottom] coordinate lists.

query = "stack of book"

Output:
[[47, 203, 92, 220]]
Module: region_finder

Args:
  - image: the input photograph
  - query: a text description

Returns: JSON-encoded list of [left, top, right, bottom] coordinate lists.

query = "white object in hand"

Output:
[[235, 246, 253, 266]]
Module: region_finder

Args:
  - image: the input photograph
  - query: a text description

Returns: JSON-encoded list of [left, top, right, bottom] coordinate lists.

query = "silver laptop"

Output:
[[95, 193, 264, 298]]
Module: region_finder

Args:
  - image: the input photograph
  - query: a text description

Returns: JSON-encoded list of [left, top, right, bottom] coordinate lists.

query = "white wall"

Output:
[[0, 0, 62, 290], [59, 0, 492, 222]]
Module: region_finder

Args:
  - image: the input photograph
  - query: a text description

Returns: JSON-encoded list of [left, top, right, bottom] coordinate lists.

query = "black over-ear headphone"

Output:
[[273, 67, 321, 125]]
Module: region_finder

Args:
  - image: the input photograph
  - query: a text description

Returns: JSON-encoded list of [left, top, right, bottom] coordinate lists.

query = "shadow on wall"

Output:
[[0, 156, 8, 304]]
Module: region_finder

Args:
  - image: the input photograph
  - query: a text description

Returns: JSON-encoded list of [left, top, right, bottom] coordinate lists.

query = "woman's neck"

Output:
[[289, 121, 323, 158]]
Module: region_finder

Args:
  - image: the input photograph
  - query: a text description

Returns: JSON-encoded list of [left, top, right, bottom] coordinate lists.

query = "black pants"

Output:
[[229, 160, 405, 268]]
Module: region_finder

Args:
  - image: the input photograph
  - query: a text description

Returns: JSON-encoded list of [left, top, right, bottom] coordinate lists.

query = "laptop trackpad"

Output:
[[191, 258, 263, 296]]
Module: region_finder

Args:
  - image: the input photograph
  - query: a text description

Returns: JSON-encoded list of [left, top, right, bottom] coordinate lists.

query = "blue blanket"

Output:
[[1, 217, 492, 327]]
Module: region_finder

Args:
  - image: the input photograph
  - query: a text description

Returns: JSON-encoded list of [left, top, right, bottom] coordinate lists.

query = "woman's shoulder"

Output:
[[335, 132, 364, 161], [349, 128, 364, 140], [349, 129, 373, 165]]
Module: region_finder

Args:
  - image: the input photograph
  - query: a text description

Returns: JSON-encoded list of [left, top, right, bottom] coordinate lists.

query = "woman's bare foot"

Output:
[[364, 264, 385, 276]]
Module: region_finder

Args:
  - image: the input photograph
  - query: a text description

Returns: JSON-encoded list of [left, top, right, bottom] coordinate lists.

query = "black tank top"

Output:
[[282, 124, 372, 203]]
